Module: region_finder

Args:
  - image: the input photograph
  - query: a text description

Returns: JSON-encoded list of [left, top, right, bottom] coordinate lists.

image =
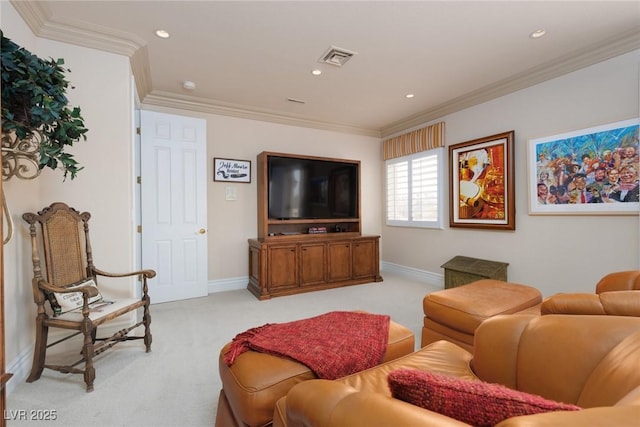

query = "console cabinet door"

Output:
[[327, 242, 352, 281], [267, 245, 298, 291], [352, 239, 376, 278], [299, 243, 326, 286]]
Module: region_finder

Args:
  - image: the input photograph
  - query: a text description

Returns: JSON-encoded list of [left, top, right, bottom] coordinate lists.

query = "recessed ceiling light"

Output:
[[182, 80, 196, 90], [155, 29, 170, 39], [405, 93, 415, 99], [311, 69, 322, 76], [529, 29, 546, 39]]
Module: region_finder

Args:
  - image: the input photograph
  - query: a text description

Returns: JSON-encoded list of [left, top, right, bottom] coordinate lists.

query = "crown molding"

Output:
[[142, 91, 382, 138], [380, 28, 640, 138], [11, 0, 639, 140], [10, 0, 144, 56], [10, 0, 378, 137], [11, 0, 153, 107], [8, 0, 51, 32], [130, 46, 152, 101]]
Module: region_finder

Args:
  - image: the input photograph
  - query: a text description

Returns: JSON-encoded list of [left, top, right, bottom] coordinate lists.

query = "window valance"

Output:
[[383, 122, 445, 160]]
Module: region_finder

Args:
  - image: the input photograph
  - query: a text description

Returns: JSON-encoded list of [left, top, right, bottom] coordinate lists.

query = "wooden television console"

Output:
[[248, 151, 382, 300]]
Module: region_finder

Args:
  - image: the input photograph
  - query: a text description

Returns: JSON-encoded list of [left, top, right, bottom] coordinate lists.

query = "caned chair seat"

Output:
[[23, 202, 155, 392]]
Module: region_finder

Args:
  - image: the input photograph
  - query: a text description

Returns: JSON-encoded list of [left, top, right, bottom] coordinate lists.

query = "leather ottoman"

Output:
[[421, 279, 542, 352], [215, 318, 414, 427]]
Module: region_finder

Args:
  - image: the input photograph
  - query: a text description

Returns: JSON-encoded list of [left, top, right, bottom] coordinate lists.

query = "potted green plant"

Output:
[[1, 30, 88, 180]]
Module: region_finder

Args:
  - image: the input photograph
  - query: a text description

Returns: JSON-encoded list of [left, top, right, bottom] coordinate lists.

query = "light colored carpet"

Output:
[[6, 272, 438, 426]]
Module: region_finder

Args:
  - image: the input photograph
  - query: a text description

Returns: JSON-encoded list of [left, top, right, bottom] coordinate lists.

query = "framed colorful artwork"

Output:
[[528, 118, 639, 215], [449, 131, 515, 230]]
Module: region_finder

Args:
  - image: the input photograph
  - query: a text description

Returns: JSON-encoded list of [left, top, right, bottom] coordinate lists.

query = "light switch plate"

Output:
[[225, 186, 237, 201]]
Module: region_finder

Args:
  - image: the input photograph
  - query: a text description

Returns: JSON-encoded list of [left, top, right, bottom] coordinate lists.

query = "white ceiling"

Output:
[[11, 1, 640, 137]]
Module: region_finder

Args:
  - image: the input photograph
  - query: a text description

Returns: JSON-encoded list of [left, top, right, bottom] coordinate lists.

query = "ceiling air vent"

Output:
[[319, 46, 357, 67]]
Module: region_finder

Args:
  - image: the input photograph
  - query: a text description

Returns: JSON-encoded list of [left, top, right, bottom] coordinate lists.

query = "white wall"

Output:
[[2, 2, 135, 380], [140, 106, 382, 280], [382, 50, 640, 296]]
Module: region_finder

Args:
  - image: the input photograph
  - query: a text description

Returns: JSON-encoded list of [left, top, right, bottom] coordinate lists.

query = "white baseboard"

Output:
[[208, 276, 248, 294], [380, 261, 444, 290], [206, 266, 444, 294], [6, 346, 32, 395]]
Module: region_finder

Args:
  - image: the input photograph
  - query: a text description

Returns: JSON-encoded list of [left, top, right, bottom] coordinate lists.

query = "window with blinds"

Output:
[[386, 148, 443, 228]]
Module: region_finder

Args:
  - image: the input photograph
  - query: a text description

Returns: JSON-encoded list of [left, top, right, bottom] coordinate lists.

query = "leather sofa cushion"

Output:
[[388, 369, 580, 426], [218, 318, 414, 427], [337, 339, 476, 395], [423, 280, 542, 334]]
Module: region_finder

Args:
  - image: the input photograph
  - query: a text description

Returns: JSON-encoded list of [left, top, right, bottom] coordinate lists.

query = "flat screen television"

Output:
[[267, 155, 359, 220]]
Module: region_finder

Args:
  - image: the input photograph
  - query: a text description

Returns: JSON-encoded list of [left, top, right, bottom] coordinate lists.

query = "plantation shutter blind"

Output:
[[384, 122, 444, 223], [387, 161, 409, 220], [411, 154, 439, 221]]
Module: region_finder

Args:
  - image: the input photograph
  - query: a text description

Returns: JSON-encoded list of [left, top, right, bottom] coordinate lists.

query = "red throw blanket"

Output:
[[224, 311, 391, 379]]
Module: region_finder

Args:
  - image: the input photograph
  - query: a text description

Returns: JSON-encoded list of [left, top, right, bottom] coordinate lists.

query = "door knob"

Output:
[[198, 228, 206, 234]]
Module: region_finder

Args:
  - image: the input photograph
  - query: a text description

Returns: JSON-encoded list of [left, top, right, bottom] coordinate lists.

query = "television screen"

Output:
[[268, 156, 358, 219]]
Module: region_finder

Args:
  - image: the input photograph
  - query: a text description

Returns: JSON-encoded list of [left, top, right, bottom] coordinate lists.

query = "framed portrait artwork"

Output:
[[528, 118, 639, 215], [213, 158, 251, 183], [449, 131, 515, 230]]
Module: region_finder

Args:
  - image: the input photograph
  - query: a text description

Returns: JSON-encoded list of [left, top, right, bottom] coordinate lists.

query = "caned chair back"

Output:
[[23, 202, 94, 306], [40, 205, 90, 286]]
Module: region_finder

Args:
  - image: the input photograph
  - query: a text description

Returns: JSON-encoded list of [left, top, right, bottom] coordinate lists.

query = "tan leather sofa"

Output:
[[421, 270, 640, 351], [274, 314, 640, 427], [215, 318, 414, 427], [540, 270, 640, 316]]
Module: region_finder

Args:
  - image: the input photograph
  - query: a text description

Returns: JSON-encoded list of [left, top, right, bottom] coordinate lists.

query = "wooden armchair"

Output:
[[22, 202, 156, 392]]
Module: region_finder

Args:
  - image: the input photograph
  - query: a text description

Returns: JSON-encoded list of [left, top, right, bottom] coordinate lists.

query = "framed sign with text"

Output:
[[213, 158, 251, 183]]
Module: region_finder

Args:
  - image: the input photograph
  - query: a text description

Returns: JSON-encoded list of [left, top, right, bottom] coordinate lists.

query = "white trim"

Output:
[[142, 92, 380, 137], [208, 277, 248, 294], [6, 347, 32, 395], [380, 262, 443, 290], [206, 268, 444, 294], [380, 29, 640, 137]]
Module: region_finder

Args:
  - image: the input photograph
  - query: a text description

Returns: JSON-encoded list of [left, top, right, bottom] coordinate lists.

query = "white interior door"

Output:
[[140, 110, 208, 304]]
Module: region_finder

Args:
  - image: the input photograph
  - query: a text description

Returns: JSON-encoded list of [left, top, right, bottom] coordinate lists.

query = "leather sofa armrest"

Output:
[[286, 380, 359, 427], [541, 291, 640, 316], [495, 405, 640, 427], [595, 270, 640, 293], [285, 380, 470, 427]]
